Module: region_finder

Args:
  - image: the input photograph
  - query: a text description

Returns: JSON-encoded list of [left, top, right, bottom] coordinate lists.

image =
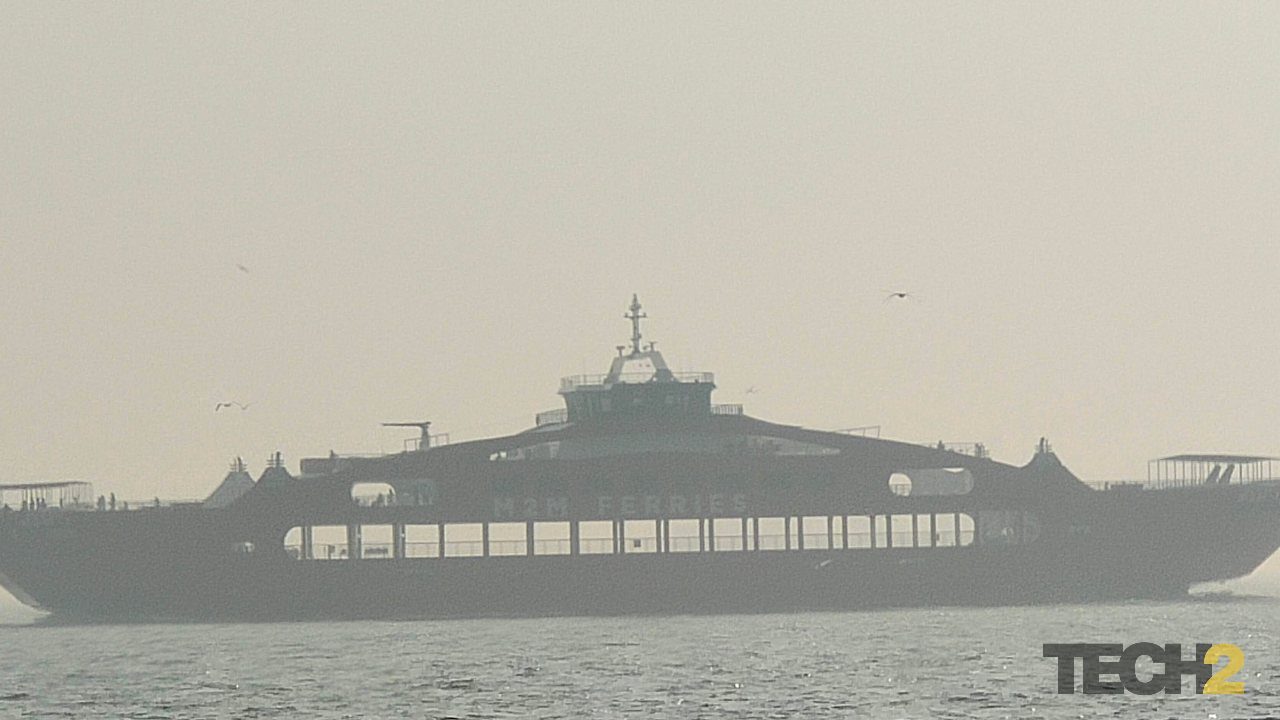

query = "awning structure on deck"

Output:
[[1148, 455, 1280, 487], [0, 481, 94, 508]]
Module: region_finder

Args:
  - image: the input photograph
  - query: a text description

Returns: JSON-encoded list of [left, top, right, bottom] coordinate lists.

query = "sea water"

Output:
[[1, 595, 1278, 719]]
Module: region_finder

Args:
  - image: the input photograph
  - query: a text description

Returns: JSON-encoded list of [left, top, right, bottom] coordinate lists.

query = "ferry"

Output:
[[1, 296, 1278, 621]]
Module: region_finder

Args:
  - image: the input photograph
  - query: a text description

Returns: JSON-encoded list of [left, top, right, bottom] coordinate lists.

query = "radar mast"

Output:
[[625, 293, 647, 356]]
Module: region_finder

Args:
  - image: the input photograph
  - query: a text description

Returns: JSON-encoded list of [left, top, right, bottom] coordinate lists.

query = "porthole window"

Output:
[[888, 468, 973, 496]]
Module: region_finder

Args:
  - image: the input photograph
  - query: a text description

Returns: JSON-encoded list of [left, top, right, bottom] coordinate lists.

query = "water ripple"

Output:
[[0, 600, 1276, 718]]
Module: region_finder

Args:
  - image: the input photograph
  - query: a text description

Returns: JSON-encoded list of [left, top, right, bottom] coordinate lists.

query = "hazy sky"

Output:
[[1, 3, 1277, 500]]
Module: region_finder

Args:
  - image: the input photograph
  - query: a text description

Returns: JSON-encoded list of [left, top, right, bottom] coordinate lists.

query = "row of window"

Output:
[[282, 512, 1040, 560]]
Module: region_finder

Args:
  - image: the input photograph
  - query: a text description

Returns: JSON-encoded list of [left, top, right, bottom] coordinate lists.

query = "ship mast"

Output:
[[625, 294, 647, 356]]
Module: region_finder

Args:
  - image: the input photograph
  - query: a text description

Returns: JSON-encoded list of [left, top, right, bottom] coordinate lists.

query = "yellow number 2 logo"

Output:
[[1203, 643, 1245, 695]]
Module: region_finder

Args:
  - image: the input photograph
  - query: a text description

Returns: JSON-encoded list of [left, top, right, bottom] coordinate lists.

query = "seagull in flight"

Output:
[[215, 401, 251, 412], [236, 264, 251, 274], [882, 290, 914, 302], [744, 386, 758, 395]]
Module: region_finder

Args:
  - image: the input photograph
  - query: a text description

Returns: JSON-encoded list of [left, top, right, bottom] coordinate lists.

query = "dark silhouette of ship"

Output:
[[2, 296, 1278, 622]]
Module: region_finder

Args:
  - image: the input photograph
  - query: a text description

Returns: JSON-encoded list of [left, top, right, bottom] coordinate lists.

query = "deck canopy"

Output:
[[0, 481, 94, 508], [1148, 455, 1280, 487]]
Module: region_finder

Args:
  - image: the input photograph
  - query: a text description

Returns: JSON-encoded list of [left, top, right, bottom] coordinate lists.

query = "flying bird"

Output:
[[882, 290, 914, 302], [215, 402, 251, 412], [744, 386, 758, 395], [236, 264, 251, 274]]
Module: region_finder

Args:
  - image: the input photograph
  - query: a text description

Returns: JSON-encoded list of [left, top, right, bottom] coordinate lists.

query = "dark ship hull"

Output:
[[0, 545, 1230, 622], [1, 513, 1277, 622], [3, 297, 1278, 622]]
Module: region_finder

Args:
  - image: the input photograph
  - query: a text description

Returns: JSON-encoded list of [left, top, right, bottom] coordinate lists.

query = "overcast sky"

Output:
[[1, 3, 1277, 501]]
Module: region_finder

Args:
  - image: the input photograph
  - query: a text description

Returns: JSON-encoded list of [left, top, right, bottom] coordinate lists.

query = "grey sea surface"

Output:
[[0, 598, 1278, 719]]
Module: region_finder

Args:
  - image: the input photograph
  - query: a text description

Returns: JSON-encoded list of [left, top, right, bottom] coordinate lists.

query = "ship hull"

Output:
[[4, 468, 1279, 623], [0, 548, 1198, 622], [2, 502, 1275, 623]]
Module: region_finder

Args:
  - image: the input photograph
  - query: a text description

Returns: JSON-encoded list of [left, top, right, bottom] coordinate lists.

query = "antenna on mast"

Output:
[[625, 294, 647, 355]]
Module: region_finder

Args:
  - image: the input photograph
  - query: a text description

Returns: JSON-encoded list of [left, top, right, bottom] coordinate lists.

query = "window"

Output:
[[623, 519, 659, 553], [757, 517, 787, 551], [915, 514, 933, 547], [802, 516, 831, 549], [958, 513, 975, 546], [443, 523, 484, 557], [533, 521, 571, 555], [284, 528, 303, 559], [712, 518, 745, 551], [351, 482, 398, 506], [931, 514, 975, 546], [405, 525, 441, 558], [891, 514, 914, 548], [845, 516, 872, 548], [487, 522, 528, 556], [361, 524, 394, 559], [312, 525, 349, 560], [872, 515, 888, 548], [888, 468, 973, 496], [578, 520, 614, 554], [667, 519, 702, 553]]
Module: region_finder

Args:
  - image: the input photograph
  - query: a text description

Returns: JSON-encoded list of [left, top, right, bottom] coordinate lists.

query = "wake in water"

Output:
[[0, 593, 45, 626], [1210, 554, 1280, 598]]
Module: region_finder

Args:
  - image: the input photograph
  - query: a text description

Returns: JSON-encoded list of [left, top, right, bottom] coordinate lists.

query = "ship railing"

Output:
[[1, 502, 100, 513], [834, 425, 881, 438], [559, 371, 715, 392], [403, 433, 451, 453], [94, 498, 203, 511], [1093, 475, 1280, 491], [283, 530, 978, 560], [304, 439, 454, 472], [917, 441, 990, 459], [1089, 480, 1147, 491], [710, 404, 744, 416], [535, 408, 569, 426]]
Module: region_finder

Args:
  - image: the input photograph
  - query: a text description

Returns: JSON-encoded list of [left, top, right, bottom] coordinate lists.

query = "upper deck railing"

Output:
[[2, 497, 205, 513], [535, 408, 569, 426], [560, 371, 715, 392], [1093, 476, 1280, 491], [402, 433, 451, 452], [835, 425, 881, 438], [917, 441, 990, 459], [535, 403, 741, 426]]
